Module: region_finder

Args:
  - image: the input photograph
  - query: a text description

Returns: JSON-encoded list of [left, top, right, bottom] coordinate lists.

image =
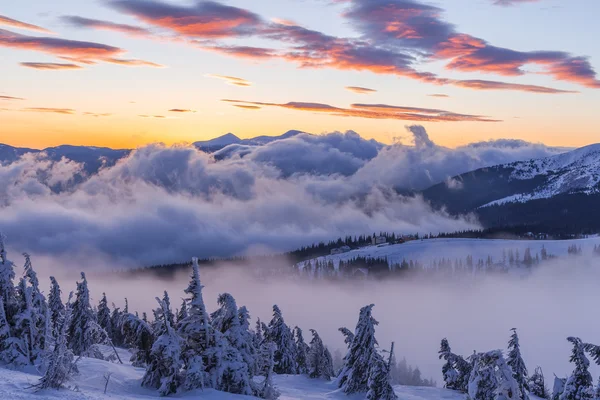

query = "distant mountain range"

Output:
[[193, 130, 304, 152], [421, 143, 600, 232]]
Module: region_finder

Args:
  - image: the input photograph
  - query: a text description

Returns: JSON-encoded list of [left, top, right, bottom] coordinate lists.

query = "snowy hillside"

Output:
[[297, 237, 600, 272], [0, 353, 465, 400], [481, 143, 600, 207]]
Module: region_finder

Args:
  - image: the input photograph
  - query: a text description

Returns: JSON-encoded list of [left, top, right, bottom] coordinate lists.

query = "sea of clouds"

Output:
[[0, 126, 567, 266]]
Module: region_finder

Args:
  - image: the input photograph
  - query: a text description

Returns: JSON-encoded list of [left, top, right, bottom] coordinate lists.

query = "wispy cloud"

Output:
[[345, 86, 377, 94], [139, 114, 166, 118], [454, 80, 578, 94], [207, 74, 252, 87], [428, 94, 450, 98], [104, 58, 164, 67], [233, 104, 261, 110], [222, 99, 500, 122], [0, 95, 25, 100], [83, 112, 112, 117], [493, 0, 541, 6], [61, 15, 150, 36], [24, 107, 76, 114], [168, 108, 196, 113], [0, 14, 53, 34], [20, 62, 83, 70]]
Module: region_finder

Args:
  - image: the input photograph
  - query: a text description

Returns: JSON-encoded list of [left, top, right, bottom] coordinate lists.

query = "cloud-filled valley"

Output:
[[0, 126, 568, 266]]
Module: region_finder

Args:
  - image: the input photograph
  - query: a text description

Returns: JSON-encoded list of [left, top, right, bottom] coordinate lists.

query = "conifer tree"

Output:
[[97, 293, 112, 340], [256, 342, 280, 400], [508, 328, 529, 400], [294, 326, 310, 374], [67, 272, 106, 358], [22, 253, 48, 350], [529, 367, 549, 399], [110, 304, 124, 347], [13, 276, 45, 364], [495, 350, 521, 400], [0, 233, 16, 319], [439, 338, 460, 390], [204, 329, 253, 395], [0, 296, 26, 365], [237, 305, 257, 377], [366, 352, 398, 400], [176, 298, 187, 329], [142, 297, 183, 396], [37, 305, 76, 390], [560, 337, 594, 400], [120, 310, 154, 367], [307, 329, 334, 380], [468, 351, 499, 400], [178, 258, 211, 391], [338, 304, 378, 394], [265, 304, 297, 374], [48, 277, 65, 339]]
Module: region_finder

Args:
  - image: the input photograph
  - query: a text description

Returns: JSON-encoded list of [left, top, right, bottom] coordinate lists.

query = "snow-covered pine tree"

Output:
[[560, 337, 594, 400], [366, 351, 398, 400], [338, 304, 378, 394], [110, 304, 125, 347], [307, 329, 334, 380], [0, 233, 17, 320], [323, 347, 335, 380], [48, 277, 65, 339], [204, 329, 253, 395], [495, 350, 521, 400], [36, 305, 76, 390], [22, 253, 48, 351], [142, 297, 183, 396], [0, 296, 27, 365], [176, 298, 187, 329], [339, 327, 354, 350], [13, 276, 45, 365], [210, 293, 255, 384], [294, 326, 310, 375], [508, 328, 529, 400], [553, 376, 566, 400], [120, 310, 154, 367], [265, 304, 297, 375], [97, 293, 112, 341], [529, 367, 549, 399], [468, 351, 499, 400], [256, 342, 280, 400], [178, 258, 211, 391], [439, 338, 460, 390], [237, 305, 257, 377], [67, 272, 107, 358]]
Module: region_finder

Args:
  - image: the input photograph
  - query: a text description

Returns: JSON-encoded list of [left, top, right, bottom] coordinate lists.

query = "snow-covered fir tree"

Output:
[[257, 342, 280, 400], [36, 305, 76, 390], [204, 329, 253, 395], [508, 328, 529, 400], [294, 326, 310, 375], [176, 298, 187, 329], [48, 276, 65, 339], [366, 352, 398, 400], [0, 233, 17, 320], [110, 304, 125, 347], [338, 304, 378, 394], [307, 329, 334, 380], [560, 337, 594, 400], [67, 272, 106, 358], [142, 297, 183, 396], [553, 376, 566, 400], [439, 338, 459, 390], [237, 305, 257, 377], [0, 296, 26, 365], [22, 253, 48, 352], [96, 293, 112, 339], [468, 351, 499, 400], [13, 276, 45, 365], [529, 367, 549, 399], [120, 310, 154, 367], [495, 350, 521, 400], [265, 304, 297, 375], [178, 257, 211, 390]]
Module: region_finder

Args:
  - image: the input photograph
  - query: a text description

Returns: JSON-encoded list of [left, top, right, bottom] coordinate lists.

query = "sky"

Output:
[[1, 0, 599, 149]]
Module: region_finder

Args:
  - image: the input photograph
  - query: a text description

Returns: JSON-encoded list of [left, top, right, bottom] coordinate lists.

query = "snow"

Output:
[[0, 354, 468, 399], [194, 133, 242, 148], [297, 237, 600, 271], [483, 143, 600, 206]]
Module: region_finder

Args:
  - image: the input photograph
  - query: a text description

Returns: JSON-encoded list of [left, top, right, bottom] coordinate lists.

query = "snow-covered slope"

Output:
[[481, 143, 600, 206], [194, 130, 305, 152], [0, 353, 465, 400]]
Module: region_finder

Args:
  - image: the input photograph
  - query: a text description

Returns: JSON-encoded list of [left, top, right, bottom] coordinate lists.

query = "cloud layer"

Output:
[[0, 127, 568, 265]]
